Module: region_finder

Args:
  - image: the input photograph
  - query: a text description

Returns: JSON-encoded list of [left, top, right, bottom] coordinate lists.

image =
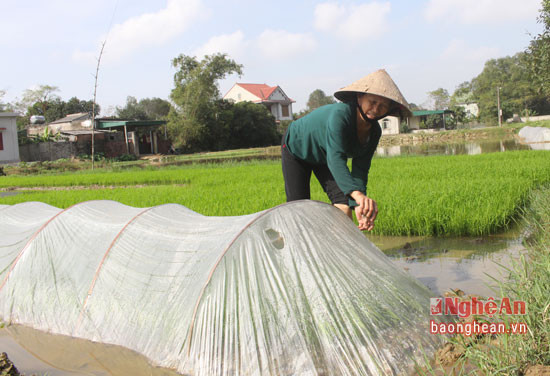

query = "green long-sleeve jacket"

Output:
[[285, 102, 381, 207]]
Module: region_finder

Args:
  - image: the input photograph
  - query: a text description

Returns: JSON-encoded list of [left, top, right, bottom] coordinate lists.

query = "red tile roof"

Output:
[[236, 83, 278, 101]]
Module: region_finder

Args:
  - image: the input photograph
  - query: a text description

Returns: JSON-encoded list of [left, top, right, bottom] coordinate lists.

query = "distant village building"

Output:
[[409, 110, 455, 131], [20, 113, 169, 162], [95, 119, 170, 156], [457, 103, 479, 119], [379, 116, 400, 135], [223, 83, 294, 122], [27, 112, 92, 136], [0, 112, 20, 163]]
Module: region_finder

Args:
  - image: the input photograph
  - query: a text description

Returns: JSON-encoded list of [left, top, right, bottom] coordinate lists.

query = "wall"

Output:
[[0, 113, 20, 163], [19, 141, 76, 162], [19, 134, 107, 162], [18, 130, 171, 162], [409, 116, 421, 130], [380, 116, 400, 135], [223, 85, 260, 102], [269, 87, 286, 101], [268, 87, 293, 121], [521, 115, 550, 122], [50, 119, 93, 133], [458, 103, 479, 118]]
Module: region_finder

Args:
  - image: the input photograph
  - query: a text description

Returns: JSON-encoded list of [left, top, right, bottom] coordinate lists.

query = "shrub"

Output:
[[115, 154, 138, 162]]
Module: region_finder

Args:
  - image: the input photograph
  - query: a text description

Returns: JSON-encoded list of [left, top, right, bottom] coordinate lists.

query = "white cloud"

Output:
[[73, 0, 205, 64], [72, 50, 97, 64], [256, 30, 317, 59], [314, 1, 391, 41], [193, 31, 248, 60], [441, 39, 500, 62], [424, 0, 540, 24], [192, 29, 317, 64]]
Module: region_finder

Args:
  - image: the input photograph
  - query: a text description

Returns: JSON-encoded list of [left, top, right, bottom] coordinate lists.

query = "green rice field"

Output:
[[2, 150, 550, 236]]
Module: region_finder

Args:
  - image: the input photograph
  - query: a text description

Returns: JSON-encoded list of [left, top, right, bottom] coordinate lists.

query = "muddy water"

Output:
[[376, 139, 531, 157], [0, 324, 181, 376], [0, 192, 20, 198], [368, 229, 526, 297]]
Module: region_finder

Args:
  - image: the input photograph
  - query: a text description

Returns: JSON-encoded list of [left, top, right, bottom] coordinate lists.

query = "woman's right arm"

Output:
[[350, 191, 378, 231]]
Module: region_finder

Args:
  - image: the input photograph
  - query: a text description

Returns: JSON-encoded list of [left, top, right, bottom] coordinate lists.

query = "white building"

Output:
[[458, 103, 479, 119], [224, 83, 294, 122], [0, 112, 20, 163], [379, 116, 400, 135]]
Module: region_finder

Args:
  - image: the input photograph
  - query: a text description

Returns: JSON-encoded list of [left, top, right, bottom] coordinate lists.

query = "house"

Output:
[[95, 119, 170, 156], [19, 113, 170, 162], [409, 110, 455, 131], [457, 103, 479, 119], [0, 112, 20, 163], [223, 83, 294, 122], [27, 112, 92, 136], [379, 116, 401, 135]]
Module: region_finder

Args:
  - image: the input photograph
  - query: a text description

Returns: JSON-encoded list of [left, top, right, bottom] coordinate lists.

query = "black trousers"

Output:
[[281, 137, 348, 205]]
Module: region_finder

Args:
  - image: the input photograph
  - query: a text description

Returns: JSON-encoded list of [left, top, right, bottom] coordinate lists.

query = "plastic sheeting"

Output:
[[0, 200, 445, 375], [518, 126, 550, 150]]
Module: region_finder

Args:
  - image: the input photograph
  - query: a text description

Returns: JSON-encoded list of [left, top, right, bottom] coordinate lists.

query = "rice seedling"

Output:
[[2, 150, 550, 236], [0, 167, 191, 188]]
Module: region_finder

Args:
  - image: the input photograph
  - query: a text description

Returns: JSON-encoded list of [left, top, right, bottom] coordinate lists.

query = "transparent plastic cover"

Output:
[[0, 200, 444, 375]]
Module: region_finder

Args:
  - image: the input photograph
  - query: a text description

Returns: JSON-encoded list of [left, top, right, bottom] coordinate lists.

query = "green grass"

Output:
[[435, 186, 550, 375], [2, 151, 550, 236], [0, 166, 192, 188], [505, 119, 550, 130], [368, 151, 550, 235]]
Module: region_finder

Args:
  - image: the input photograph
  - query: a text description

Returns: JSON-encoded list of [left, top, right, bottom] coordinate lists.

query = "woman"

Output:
[[282, 69, 411, 230]]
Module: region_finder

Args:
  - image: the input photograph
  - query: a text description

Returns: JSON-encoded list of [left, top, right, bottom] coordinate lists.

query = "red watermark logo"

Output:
[[430, 297, 527, 318]]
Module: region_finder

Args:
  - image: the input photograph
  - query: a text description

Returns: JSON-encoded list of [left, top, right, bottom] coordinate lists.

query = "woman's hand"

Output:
[[350, 191, 378, 231]]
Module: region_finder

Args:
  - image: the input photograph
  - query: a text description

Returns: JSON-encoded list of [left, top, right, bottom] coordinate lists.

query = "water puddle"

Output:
[[368, 230, 526, 297], [0, 324, 181, 376], [376, 139, 531, 157], [0, 192, 20, 198]]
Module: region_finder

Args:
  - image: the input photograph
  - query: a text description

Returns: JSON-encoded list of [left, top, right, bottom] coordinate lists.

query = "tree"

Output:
[[116, 96, 171, 120], [306, 89, 335, 111], [116, 96, 147, 120], [225, 101, 279, 149], [65, 97, 99, 116], [526, 0, 550, 100], [450, 81, 475, 107], [447, 106, 467, 128], [139, 97, 171, 120], [24, 96, 100, 124], [426, 88, 450, 110], [424, 114, 443, 129], [27, 98, 65, 123], [20, 85, 60, 116], [408, 103, 424, 111], [168, 53, 243, 151], [471, 53, 550, 123], [0, 90, 6, 112]]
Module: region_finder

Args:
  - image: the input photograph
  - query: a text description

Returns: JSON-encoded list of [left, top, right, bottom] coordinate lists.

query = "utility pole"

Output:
[[90, 1, 117, 169], [91, 40, 106, 170], [497, 87, 502, 127]]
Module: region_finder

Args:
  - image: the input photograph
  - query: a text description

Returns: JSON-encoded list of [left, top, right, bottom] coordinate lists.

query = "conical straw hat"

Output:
[[334, 69, 412, 118]]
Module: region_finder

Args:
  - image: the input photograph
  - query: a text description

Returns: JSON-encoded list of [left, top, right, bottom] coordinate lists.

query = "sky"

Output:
[[0, 0, 544, 115]]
